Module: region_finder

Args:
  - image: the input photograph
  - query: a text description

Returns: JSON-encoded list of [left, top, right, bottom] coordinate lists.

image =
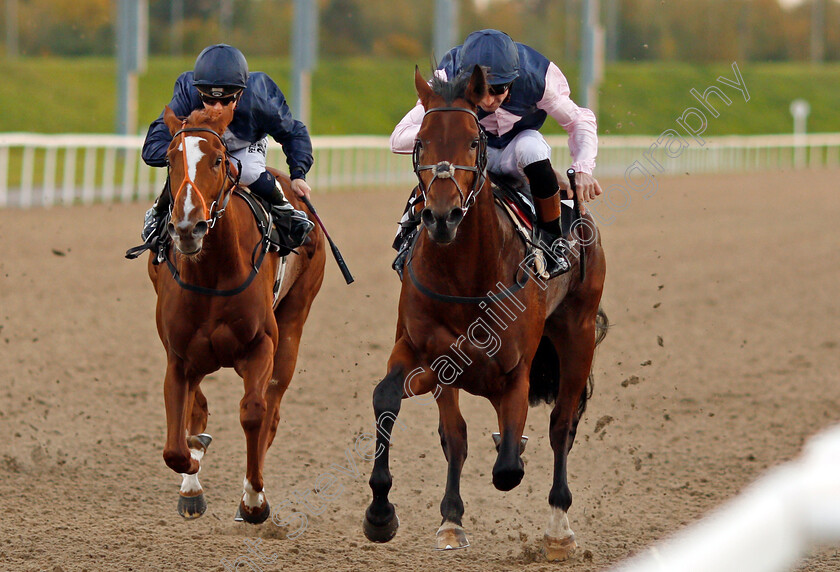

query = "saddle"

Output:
[[393, 175, 539, 246], [391, 175, 569, 281], [124, 189, 289, 301], [239, 190, 299, 257], [489, 173, 536, 227], [486, 175, 552, 279], [130, 189, 298, 264]]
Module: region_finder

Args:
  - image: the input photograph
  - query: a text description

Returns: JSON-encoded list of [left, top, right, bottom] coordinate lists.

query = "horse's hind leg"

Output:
[[542, 310, 598, 561], [258, 289, 312, 463], [435, 388, 470, 550], [179, 387, 212, 519]]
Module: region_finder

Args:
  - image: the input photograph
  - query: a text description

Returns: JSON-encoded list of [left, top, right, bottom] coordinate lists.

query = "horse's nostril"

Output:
[[421, 208, 435, 228], [194, 221, 208, 238], [167, 222, 176, 237], [447, 208, 464, 225]]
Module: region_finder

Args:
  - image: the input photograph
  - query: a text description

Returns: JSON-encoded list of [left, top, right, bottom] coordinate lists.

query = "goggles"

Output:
[[200, 92, 238, 106], [488, 81, 513, 96]]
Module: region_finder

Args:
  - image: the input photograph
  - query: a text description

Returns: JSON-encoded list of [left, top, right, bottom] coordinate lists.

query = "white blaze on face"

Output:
[[178, 136, 205, 218]]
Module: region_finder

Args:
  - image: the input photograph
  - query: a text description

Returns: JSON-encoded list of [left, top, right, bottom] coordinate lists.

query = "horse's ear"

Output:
[[163, 106, 181, 136], [465, 65, 487, 109], [414, 65, 434, 109]]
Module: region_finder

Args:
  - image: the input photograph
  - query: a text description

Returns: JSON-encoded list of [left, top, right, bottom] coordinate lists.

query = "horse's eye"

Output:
[[214, 156, 223, 167], [470, 139, 479, 150]]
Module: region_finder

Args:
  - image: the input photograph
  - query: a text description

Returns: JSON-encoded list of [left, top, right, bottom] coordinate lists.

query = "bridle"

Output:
[[162, 125, 276, 298], [407, 105, 532, 304], [412, 106, 488, 215], [168, 125, 242, 230]]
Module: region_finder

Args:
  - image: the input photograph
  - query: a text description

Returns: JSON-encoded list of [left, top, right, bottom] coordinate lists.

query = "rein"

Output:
[[161, 190, 272, 297], [412, 106, 488, 214], [404, 207, 529, 306], [162, 237, 268, 297]]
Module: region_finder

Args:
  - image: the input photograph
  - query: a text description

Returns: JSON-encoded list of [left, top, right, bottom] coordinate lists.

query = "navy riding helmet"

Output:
[[458, 29, 520, 85], [193, 44, 249, 97]]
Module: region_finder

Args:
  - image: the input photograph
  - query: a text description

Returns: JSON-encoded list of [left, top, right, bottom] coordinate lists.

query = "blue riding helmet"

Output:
[[458, 29, 520, 85], [193, 44, 249, 97]]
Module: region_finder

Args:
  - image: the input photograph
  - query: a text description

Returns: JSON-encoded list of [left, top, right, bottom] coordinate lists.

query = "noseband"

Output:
[[412, 106, 488, 214], [169, 125, 242, 230]]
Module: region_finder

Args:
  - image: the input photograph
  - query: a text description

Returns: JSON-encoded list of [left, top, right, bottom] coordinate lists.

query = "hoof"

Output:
[[435, 522, 470, 550], [190, 433, 213, 451], [492, 462, 525, 491], [491, 432, 528, 454], [543, 533, 577, 562], [235, 499, 271, 524], [363, 513, 400, 543], [178, 492, 207, 519]]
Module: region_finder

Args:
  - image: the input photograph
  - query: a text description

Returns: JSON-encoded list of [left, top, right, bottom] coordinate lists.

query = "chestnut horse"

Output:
[[149, 105, 325, 522], [363, 66, 607, 559]]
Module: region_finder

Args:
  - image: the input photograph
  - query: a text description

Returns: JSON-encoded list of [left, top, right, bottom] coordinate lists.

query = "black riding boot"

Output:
[[391, 186, 424, 278], [524, 160, 571, 278], [125, 180, 172, 259], [249, 171, 314, 250], [141, 179, 172, 242]]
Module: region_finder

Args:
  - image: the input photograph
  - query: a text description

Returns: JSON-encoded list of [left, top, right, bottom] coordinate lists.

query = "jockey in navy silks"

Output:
[[136, 44, 314, 250], [390, 29, 603, 278]]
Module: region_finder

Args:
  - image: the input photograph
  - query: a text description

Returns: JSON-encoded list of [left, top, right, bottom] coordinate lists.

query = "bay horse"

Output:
[[148, 104, 325, 523], [363, 66, 607, 560]]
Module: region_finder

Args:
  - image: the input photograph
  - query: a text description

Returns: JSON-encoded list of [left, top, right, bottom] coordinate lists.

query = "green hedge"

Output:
[[2, 57, 838, 136]]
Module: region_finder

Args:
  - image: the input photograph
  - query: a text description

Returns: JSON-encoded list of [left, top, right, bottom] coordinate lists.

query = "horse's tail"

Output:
[[594, 306, 609, 347], [528, 337, 561, 407], [528, 306, 610, 415], [577, 307, 609, 417]]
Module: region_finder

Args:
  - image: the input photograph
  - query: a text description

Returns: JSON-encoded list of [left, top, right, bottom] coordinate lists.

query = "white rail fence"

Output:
[[1, 132, 839, 208], [611, 423, 840, 572]]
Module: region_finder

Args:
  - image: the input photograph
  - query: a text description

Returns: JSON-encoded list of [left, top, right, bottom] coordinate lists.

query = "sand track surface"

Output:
[[1, 170, 838, 571]]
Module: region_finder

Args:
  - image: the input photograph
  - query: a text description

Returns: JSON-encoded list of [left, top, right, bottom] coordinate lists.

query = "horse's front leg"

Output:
[[364, 338, 436, 543], [178, 387, 213, 519], [162, 358, 207, 516], [435, 387, 470, 550], [162, 358, 202, 474], [491, 364, 530, 491], [543, 316, 597, 561], [234, 335, 275, 524]]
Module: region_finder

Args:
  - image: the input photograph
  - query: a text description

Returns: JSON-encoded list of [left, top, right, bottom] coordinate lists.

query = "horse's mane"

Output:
[[429, 68, 481, 105], [184, 106, 231, 135]]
